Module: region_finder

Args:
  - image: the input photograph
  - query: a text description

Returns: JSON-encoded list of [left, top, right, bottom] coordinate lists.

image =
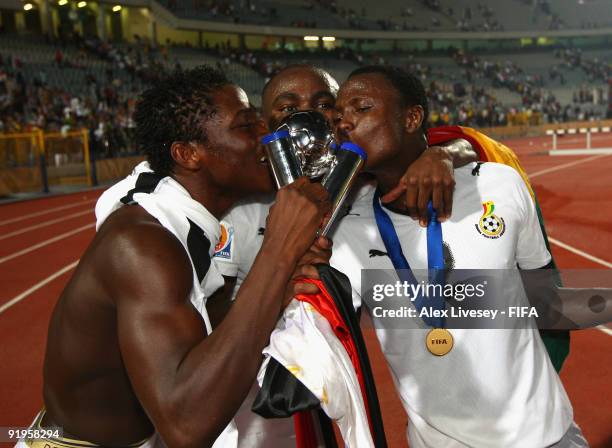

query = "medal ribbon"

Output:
[[373, 190, 446, 328]]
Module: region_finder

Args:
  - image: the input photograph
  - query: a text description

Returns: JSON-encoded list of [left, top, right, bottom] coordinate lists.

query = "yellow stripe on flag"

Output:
[[460, 126, 535, 201]]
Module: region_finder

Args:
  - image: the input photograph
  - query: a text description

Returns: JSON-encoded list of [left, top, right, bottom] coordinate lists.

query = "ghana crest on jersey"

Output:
[[476, 200, 506, 239]]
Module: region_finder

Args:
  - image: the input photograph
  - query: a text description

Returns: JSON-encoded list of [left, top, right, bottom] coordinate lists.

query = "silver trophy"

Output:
[[262, 110, 367, 236]]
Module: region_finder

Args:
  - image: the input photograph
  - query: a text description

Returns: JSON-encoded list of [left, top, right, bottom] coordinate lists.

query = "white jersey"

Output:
[[214, 194, 275, 300], [329, 162, 573, 448], [214, 193, 295, 448]]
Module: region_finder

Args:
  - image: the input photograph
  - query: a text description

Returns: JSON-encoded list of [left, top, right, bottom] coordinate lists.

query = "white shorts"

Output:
[[14, 410, 163, 448]]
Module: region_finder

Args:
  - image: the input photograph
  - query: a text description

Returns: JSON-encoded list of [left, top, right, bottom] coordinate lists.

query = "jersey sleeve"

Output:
[[510, 169, 552, 269], [213, 217, 239, 277]]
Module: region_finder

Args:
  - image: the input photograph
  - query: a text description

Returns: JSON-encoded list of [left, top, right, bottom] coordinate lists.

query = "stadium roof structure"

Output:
[[91, 0, 612, 40]]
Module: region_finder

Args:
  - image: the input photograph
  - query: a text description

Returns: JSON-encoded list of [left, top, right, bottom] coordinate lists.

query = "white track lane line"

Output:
[[547, 238, 612, 337], [0, 199, 97, 227], [597, 325, 612, 336], [528, 154, 609, 179], [0, 209, 93, 241], [0, 260, 78, 314], [548, 237, 612, 269], [0, 223, 95, 265], [527, 151, 612, 336]]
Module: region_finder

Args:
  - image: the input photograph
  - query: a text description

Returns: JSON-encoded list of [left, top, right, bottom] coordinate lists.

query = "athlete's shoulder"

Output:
[[99, 204, 164, 234], [107, 206, 174, 244], [456, 161, 525, 188], [453, 162, 531, 215], [480, 161, 524, 176], [92, 207, 194, 303], [99, 207, 191, 269]]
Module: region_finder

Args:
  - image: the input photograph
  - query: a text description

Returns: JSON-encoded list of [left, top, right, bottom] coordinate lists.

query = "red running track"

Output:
[[0, 141, 611, 447]]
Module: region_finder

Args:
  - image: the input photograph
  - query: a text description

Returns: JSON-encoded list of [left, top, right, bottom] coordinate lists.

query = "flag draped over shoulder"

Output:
[[428, 125, 535, 200]]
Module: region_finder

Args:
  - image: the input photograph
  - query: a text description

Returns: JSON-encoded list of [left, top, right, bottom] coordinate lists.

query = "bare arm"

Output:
[[381, 138, 477, 225], [112, 178, 330, 448], [206, 275, 236, 329]]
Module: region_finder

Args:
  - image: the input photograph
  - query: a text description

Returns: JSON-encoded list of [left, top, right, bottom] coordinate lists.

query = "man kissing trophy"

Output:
[[262, 110, 367, 235], [257, 111, 387, 448]]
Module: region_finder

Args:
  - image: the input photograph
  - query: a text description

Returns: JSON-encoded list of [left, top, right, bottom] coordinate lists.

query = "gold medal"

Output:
[[426, 328, 453, 356]]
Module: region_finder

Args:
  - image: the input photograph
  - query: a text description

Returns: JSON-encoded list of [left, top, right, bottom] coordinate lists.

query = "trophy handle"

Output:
[[320, 143, 367, 236], [262, 130, 304, 189]]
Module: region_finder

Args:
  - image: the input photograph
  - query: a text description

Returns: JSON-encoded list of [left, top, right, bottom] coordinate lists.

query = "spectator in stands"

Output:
[[55, 49, 63, 68], [0, 31, 608, 140]]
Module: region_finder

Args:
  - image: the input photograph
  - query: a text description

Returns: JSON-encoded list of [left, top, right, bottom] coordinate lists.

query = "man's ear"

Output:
[[404, 105, 425, 134], [170, 141, 202, 171]]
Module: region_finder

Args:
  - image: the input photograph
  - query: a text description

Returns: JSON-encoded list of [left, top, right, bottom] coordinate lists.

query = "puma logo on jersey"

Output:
[[369, 249, 389, 258], [257, 227, 265, 235], [368, 245, 453, 266], [340, 204, 360, 219]]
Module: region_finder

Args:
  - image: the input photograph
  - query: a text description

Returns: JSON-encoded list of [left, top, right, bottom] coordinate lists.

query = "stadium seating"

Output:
[[158, 0, 612, 31], [159, 0, 347, 28], [1, 0, 610, 140]]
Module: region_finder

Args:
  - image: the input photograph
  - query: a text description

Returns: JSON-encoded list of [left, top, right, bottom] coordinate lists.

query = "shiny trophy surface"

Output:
[[261, 110, 367, 236]]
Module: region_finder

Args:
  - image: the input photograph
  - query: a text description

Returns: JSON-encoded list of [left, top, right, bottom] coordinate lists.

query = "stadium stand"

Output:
[[159, 0, 347, 28], [0, 0, 610, 181], [1, 35, 608, 134], [154, 0, 612, 31]]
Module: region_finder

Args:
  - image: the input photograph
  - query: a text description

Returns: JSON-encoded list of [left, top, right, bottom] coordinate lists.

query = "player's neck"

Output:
[[376, 139, 426, 211], [376, 165, 409, 199], [174, 175, 237, 219]]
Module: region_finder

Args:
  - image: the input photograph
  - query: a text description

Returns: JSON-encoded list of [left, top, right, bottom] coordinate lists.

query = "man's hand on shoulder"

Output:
[[381, 138, 477, 226]]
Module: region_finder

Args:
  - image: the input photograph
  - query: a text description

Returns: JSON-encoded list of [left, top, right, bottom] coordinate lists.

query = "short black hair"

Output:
[[133, 66, 230, 176], [348, 65, 429, 133], [262, 64, 332, 100]]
